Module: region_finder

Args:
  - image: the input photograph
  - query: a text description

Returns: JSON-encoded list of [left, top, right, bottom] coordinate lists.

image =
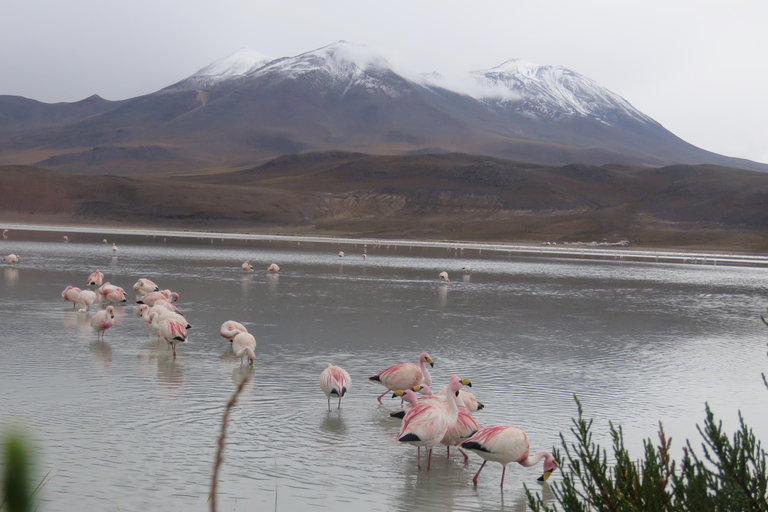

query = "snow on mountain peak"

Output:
[[191, 48, 273, 79]]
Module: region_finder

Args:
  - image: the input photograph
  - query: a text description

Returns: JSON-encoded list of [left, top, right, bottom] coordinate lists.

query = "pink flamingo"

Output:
[[141, 306, 191, 329], [2, 230, 8, 239], [63, 235, 69, 243], [90, 306, 115, 340], [368, 352, 434, 404], [242, 261, 254, 272], [320, 363, 352, 411], [267, 263, 280, 272], [136, 290, 179, 306], [148, 299, 183, 316], [155, 315, 188, 357], [3, 254, 19, 264], [439, 271, 450, 283], [395, 375, 464, 470], [86, 270, 104, 287], [232, 332, 256, 365], [220, 320, 247, 341], [101, 285, 127, 304], [76, 290, 98, 312], [133, 278, 159, 296], [62, 286, 83, 308], [460, 425, 558, 487]]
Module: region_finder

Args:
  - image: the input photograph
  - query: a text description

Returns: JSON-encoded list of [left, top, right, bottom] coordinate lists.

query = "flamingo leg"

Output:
[[500, 466, 506, 488], [417, 446, 421, 470], [376, 390, 388, 404], [337, 396, 342, 409], [327, 398, 331, 412], [459, 447, 470, 462], [427, 448, 433, 470], [447, 446, 450, 458], [472, 460, 487, 486]]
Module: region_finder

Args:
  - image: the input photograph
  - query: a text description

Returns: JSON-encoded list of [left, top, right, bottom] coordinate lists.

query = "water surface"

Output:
[[1, 235, 767, 511]]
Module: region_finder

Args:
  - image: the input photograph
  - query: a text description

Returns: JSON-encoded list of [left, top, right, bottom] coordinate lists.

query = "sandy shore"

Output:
[[2, 221, 768, 268]]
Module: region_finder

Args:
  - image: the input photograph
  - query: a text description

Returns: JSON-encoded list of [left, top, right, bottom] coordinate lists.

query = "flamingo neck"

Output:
[[445, 385, 459, 425], [519, 450, 553, 468], [420, 360, 432, 386]]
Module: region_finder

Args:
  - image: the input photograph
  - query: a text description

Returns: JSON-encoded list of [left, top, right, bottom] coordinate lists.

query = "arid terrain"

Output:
[[2, 151, 768, 253]]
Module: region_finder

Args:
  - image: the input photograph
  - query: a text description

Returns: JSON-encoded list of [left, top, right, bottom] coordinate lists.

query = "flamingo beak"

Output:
[[110, 311, 115, 318], [427, 357, 434, 367], [411, 385, 422, 392], [461, 378, 472, 387], [392, 390, 405, 398], [249, 359, 254, 366], [538, 470, 554, 482]]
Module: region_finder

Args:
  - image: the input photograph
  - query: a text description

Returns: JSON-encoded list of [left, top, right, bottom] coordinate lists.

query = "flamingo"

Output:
[[76, 290, 98, 312], [363, 254, 367, 260], [2, 230, 8, 239], [390, 381, 476, 418], [155, 315, 188, 357], [103, 239, 107, 244], [439, 271, 450, 283], [267, 263, 280, 272], [90, 306, 115, 340], [63, 235, 69, 243], [112, 243, 118, 252], [62, 286, 83, 308], [3, 254, 19, 264], [98, 283, 127, 303], [133, 278, 159, 296], [242, 261, 254, 272], [86, 270, 104, 287], [140, 305, 190, 329], [368, 352, 434, 404], [220, 320, 247, 341], [232, 332, 256, 365], [338, 251, 344, 258], [462, 266, 471, 273], [137, 290, 179, 306], [395, 375, 464, 470], [320, 364, 351, 411], [460, 425, 558, 487]]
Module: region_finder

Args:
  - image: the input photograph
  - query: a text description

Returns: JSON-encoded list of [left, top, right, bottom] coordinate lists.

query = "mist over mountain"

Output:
[[1, 41, 764, 174]]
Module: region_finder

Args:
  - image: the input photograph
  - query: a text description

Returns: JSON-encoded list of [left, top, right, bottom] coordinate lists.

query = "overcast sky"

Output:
[[2, 0, 766, 163]]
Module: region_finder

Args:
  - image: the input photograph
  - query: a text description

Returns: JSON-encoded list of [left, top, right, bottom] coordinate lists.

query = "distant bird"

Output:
[[133, 278, 159, 296], [112, 243, 118, 252], [338, 251, 344, 258], [62, 286, 83, 308], [462, 266, 471, 273], [90, 306, 115, 340], [232, 332, 256, 365], [320, 363, 351, 411], [220, 320, 248, 342], [439, 271, 450, 283], [267, 263, 280, 272], [362, 254, 367, 260], [76, 289, 98, 312], [3, 254, 19, 264], [368, 352, 434, 404], [395, 375, 464, 470], [103, 239, 108, 244], [242, 261, 254, 272], [460, 425, 558, 487], [63, 235, 69, 243], [2, 230, 8, 239], [86, 270, 104, 287]]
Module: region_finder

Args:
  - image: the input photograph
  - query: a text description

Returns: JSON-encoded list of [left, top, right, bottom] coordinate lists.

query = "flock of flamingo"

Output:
[[2, 232, 557, 490]]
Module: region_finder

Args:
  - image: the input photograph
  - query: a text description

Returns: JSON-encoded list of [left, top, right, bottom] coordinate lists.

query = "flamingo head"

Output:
[[246, 347, 256, 365], [106, 306, 115, 319], [392, 389, 419, 407], [419, 352, 434, 368], [448, 375, 465, 395], [137, 304, 149, 316], [411, 384, 434, 396], [538, 453, 559, 481], [171, 292, 180, 302], [459, 378, 472, 387]]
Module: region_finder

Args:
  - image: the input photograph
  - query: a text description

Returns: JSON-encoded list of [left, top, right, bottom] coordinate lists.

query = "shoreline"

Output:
[[3, 221, 768, 268]]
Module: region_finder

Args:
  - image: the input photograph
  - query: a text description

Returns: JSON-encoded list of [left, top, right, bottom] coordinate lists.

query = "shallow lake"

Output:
[[1, 233, 767, 511]]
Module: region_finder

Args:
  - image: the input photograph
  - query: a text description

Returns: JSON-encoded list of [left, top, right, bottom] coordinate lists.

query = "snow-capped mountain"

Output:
[[1, 41, 766, 174], [470, 59, 655, 125]]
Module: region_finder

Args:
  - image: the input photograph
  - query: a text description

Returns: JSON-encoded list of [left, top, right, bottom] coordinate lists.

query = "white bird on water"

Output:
[[439, 271, 450, 283], [232, 332, 256, 365], [112, 243, 118, 252], [320, 363, 351, 411]]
